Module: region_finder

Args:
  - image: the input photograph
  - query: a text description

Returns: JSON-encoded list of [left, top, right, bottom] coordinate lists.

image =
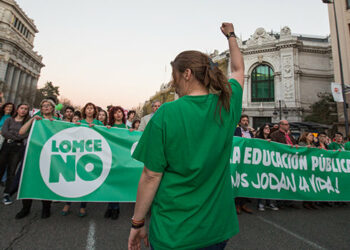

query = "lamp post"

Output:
[[273, 100, 288, 121], [322, 0, 349, 137]]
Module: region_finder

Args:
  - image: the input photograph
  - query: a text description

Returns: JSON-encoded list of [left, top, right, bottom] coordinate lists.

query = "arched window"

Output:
[[251, 65, 274, 102]]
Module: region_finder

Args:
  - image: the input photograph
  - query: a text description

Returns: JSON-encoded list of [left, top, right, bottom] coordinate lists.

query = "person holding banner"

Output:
[[128, 22, 244, 250], [98, 109, 108, 126], [79, 102, 104, 126], [0, 104, 29, 205], [63, 106, 75, 122], [345, 137, 350, 151], [15, 99, 59, 219], [328, 132, 345, 151]]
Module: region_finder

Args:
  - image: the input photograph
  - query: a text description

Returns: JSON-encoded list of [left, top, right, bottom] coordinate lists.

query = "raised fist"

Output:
[[221, 23, 234, 36]]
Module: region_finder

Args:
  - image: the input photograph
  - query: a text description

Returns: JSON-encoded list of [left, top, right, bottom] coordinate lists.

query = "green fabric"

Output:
[[80, 119, 103, 126], [112, 123, 127, 129], [132, 79, 243, 250], [345, 142, 350, 151], [328, 142, 345, 151], [0, 114, 11, 129]]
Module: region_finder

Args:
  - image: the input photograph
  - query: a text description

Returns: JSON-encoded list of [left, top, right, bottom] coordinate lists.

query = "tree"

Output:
[[304, 92, 338, 125], [33, 81, 60, 107]]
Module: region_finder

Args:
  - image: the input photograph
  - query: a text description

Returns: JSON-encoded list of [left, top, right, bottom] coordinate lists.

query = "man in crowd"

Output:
[[270, 120, 299, 209], [328, 132, 345, 151], [234, 114, 253, 214], [345, 136, 350, 151], [138, 100, 161, 132], [63, 106, 74, 122]]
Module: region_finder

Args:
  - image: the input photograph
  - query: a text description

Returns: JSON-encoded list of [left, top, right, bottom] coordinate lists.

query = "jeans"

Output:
[[66, 202, 87, 208], [151, 240, 228, 250], [0, 142, 25, 194], [108, 202, 120, 210]]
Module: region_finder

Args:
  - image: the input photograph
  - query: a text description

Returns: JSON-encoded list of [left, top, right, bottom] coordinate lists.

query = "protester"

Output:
[[132, 119, 141, 130], [126, 110, 136, 128], [108, 106, 128, 129], [345, 137, 350, 151], [328, 132, 345, 151], [0, 104, 29, 205], [317, 132, 329, 150], [80, 102, 103, 126], [98, 109, 108, 126], [72, 114, 81, 123], [138, 101, 161, 131], [298, 132, 319, 209], [255, 123, 279, 212], [15, 99, 59, 219], [270, 120, 299, 209], [63, 106, 75, 122], [128, 22, 244, 250], [234, 114, 253, 214]]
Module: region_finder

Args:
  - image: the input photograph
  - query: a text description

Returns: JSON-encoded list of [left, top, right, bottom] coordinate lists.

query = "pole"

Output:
[[279, 100, 282, 121], [332, 2, 349, 137]]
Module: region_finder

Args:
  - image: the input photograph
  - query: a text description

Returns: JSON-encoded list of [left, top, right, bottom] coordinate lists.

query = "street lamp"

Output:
[[322, 0, 349, 137], [273, 100, 288, 121]]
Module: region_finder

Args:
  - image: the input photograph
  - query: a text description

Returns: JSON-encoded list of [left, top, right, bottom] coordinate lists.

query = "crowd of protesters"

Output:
[[234, 114, 350, 214], [0, 93, 161, 220]]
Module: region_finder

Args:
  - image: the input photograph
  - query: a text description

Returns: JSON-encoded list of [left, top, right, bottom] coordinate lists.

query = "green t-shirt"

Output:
[[345, 142, 350, 151], [79, 119, 103, 126], [328, 142, 345, 151], [112, 123, 127, 129], [132, 78, 243, 250]]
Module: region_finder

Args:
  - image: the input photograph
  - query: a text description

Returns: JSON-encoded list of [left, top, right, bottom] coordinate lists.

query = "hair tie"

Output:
[[208, 58, 218, 70]]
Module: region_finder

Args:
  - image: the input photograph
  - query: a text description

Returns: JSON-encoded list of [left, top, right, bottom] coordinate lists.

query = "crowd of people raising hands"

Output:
[[0, 96, 161, 220]]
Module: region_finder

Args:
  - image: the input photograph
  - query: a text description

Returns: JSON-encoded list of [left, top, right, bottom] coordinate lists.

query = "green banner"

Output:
[[18, 120, 350, 201]]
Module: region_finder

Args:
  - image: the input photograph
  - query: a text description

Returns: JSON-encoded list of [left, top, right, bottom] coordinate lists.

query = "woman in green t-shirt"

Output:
[[79, 102, 103, 126], [128, 23, 244, 250]]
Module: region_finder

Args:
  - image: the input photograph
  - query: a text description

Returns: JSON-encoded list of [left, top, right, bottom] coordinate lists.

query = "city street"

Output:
[[1, 197, 349, 250]]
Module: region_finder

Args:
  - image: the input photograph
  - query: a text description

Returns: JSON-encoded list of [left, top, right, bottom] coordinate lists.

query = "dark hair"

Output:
[[318, 132, 327, 137], [132, 119, 141, 129], [98, 109, 108, 125], [64, 106, 75, 113], [171, 50, 232, 120], [74, 110, 82, 119], [108, 106, 126, 126], [240, 114, 249, 122], [127, 110, 136, 119], [81, 102, 98, 119], [13, 103, 30, 124], [0, 102, 15, 119], [255, 123, 271, 139], [335, 132, 343, 137]]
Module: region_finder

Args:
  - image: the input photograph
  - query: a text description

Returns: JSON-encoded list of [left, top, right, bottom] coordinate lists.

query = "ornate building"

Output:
[[0, 0, 44, 106], [212, 27, 334, 128]]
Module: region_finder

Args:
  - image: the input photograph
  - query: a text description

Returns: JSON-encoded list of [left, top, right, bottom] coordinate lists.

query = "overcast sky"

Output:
[[16, 0, 330, 109]]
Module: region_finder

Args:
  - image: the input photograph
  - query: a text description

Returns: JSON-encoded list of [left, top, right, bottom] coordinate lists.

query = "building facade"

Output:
[[325, 0, 350, 135], [212, 27, 334, 128], [0, 0, 44, 106]]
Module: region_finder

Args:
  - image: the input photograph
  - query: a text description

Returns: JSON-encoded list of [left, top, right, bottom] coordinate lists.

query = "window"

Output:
[[253, 117, 272, 129], [251, 65, 274, 102], [347, 0, 350, 9]]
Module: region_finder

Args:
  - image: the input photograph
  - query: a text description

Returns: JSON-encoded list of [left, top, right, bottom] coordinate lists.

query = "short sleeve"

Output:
[[132, 117, 167, 173], [229, 78, 243, 125]]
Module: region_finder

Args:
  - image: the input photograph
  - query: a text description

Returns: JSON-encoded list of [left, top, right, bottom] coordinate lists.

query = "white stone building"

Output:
[[0, 0, 44, 106], [212, 27, 333, 128]]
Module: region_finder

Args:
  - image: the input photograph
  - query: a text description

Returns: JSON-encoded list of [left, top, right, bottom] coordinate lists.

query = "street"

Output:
[[1, 196, 349, 250]]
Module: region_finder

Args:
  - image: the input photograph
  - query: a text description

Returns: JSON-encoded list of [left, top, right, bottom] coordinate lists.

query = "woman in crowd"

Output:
[[126, 110, 136, 128], [298, 132, 318, 210], [0, 104, 29, 205], [132, 119, 141, 131], [255, 123, 279, 212], [15, 99, 59, 219], [108, 106, 128, 129], [80, 103, 104, 126], [98, 109, 108, 126], [72, 114, 81, 123]]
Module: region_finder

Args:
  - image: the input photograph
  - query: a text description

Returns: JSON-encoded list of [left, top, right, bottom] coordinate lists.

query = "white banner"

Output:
[[331, 82, 343, 102]]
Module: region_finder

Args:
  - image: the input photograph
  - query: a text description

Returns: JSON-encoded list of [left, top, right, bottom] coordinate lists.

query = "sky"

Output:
[[16, 0, 330, 110]]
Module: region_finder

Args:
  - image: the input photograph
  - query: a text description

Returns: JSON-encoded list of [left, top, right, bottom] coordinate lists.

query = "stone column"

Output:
[[3, 64, 14, 100], [8, 67, 20, 102], [22, 74, 33, 104], [29, 77, 38, 107], [10, 69, 24, 104], [14, 72, 28, 105], [242, 75, 250, 107]]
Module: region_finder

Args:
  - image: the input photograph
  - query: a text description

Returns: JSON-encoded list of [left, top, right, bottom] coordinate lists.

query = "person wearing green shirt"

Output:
[[16, 98, 58, 220], [128, 22, 244, 250], [345, 139, 350, 151], [328, 132, 345, 151], [79, 102, 103, 126]]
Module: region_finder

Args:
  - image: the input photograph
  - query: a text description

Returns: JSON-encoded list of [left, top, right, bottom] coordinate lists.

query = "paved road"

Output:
[[1, 196, 349, 250]]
